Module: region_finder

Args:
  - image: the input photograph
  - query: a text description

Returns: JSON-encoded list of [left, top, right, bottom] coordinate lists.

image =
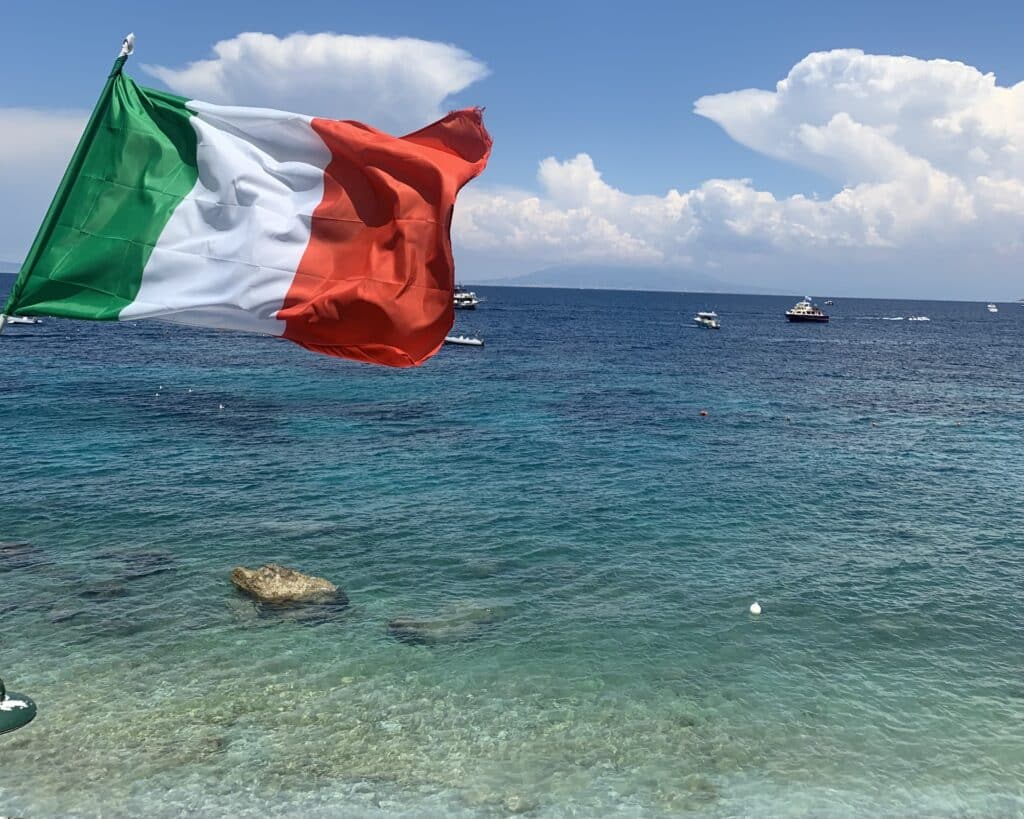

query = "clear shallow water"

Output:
[[1, 286, 1023, 817]]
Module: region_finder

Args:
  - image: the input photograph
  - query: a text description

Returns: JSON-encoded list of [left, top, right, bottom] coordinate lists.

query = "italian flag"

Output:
[[4, 58, 491, 367]]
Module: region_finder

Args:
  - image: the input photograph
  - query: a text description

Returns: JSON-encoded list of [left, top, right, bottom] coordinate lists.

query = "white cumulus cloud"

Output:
[[143, 31, 490, 133], [457, 49, 1024, 296]]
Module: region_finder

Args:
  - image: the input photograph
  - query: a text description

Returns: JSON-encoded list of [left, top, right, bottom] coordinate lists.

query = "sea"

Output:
[[1, 285, 1023, 818]]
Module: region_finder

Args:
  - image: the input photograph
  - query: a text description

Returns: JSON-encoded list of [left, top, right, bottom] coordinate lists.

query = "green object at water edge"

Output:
[[0, 678, 37, 735]]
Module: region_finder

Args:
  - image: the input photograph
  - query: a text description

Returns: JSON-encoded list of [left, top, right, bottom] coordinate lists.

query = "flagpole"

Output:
[[0, 33, 135, 334]]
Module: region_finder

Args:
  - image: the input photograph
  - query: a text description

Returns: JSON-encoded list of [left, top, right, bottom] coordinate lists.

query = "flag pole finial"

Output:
[[110, 33, 134, 78]]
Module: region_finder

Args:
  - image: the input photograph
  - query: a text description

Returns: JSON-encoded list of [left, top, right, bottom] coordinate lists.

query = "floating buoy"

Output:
[[700, 410, 709, 417], [218, 404, 224, 410], [188, 388, 193, 394], [749, 601, 762, 615]]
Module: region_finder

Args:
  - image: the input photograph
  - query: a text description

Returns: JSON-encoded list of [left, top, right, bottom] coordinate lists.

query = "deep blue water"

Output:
[[1, 286, 1023, 817]]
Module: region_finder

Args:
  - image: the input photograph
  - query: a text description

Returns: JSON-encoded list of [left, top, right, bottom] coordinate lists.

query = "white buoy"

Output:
[[749, 601, 762, 615], [218, 404, 224, 410]]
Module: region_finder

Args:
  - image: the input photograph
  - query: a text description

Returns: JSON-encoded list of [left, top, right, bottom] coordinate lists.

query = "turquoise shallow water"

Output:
[[1, 286, 1023, 817]]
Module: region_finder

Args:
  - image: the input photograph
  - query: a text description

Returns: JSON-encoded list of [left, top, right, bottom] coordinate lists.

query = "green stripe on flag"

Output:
[[7, 74, 198, 320]]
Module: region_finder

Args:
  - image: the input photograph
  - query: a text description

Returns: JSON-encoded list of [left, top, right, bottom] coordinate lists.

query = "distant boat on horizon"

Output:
[[454, 285, 482, 310], [786, 297, 829, 323], [694, 310, 720, 330], [987, 303, 999, 313]]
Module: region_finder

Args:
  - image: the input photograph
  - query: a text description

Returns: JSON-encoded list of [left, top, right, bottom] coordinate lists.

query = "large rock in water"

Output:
[[230, 564, 344, 604]]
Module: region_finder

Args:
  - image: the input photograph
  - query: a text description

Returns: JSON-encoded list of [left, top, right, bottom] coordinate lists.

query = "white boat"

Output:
[[454, 285, 482, 310], [693, 311, 720, 330], [786, 297, 829, 323], [4, 316, 42, 325], [444, 335, 484, 347], [907, 315, 931, 322], [987, 303, 999, 313]]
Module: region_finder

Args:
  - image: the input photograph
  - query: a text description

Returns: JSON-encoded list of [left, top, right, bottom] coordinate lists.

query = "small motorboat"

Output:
[[907, 315, 931, 322], [693, 311, 720, 330], [444, 335, 484, 347], [824, 299, 834, 305], [987, 303, 999, 313]]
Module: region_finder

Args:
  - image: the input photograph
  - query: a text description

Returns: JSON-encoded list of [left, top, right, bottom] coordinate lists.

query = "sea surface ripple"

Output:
[[1, 287, 1023, 817]]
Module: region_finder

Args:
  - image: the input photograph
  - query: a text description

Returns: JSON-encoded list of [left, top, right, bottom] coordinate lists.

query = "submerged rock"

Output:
[[230, 563, 346, 605], [502, 793, 539, 815], [255, 595, 350, 626], [387, 602, 507, 646], [49, 608, 86, 624], [96, 548, 175, 581], [0, 541, 50, 573], [77, 579, 129, 601]]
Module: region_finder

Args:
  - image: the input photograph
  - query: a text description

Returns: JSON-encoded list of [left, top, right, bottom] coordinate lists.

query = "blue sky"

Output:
[[3, 0, 1024, 297]]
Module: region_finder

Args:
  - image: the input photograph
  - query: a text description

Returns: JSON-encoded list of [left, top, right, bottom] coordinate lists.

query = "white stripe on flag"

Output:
[[120, 101, 331, 334]]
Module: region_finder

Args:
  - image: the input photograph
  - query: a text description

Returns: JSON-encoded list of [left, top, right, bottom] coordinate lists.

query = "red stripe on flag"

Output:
[[279, 108, 492, 366]]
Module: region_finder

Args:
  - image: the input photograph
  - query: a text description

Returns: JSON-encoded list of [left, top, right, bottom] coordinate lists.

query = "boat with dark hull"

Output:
[[785, 297, 829, 323]]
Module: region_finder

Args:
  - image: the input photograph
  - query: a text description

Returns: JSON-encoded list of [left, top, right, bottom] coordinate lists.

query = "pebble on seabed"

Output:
[[749, 601, 762, 615]]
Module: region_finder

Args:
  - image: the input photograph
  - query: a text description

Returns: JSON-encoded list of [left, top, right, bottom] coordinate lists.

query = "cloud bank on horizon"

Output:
[[459, 48, 1024, 296], [2, 35, 1022, 297]]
